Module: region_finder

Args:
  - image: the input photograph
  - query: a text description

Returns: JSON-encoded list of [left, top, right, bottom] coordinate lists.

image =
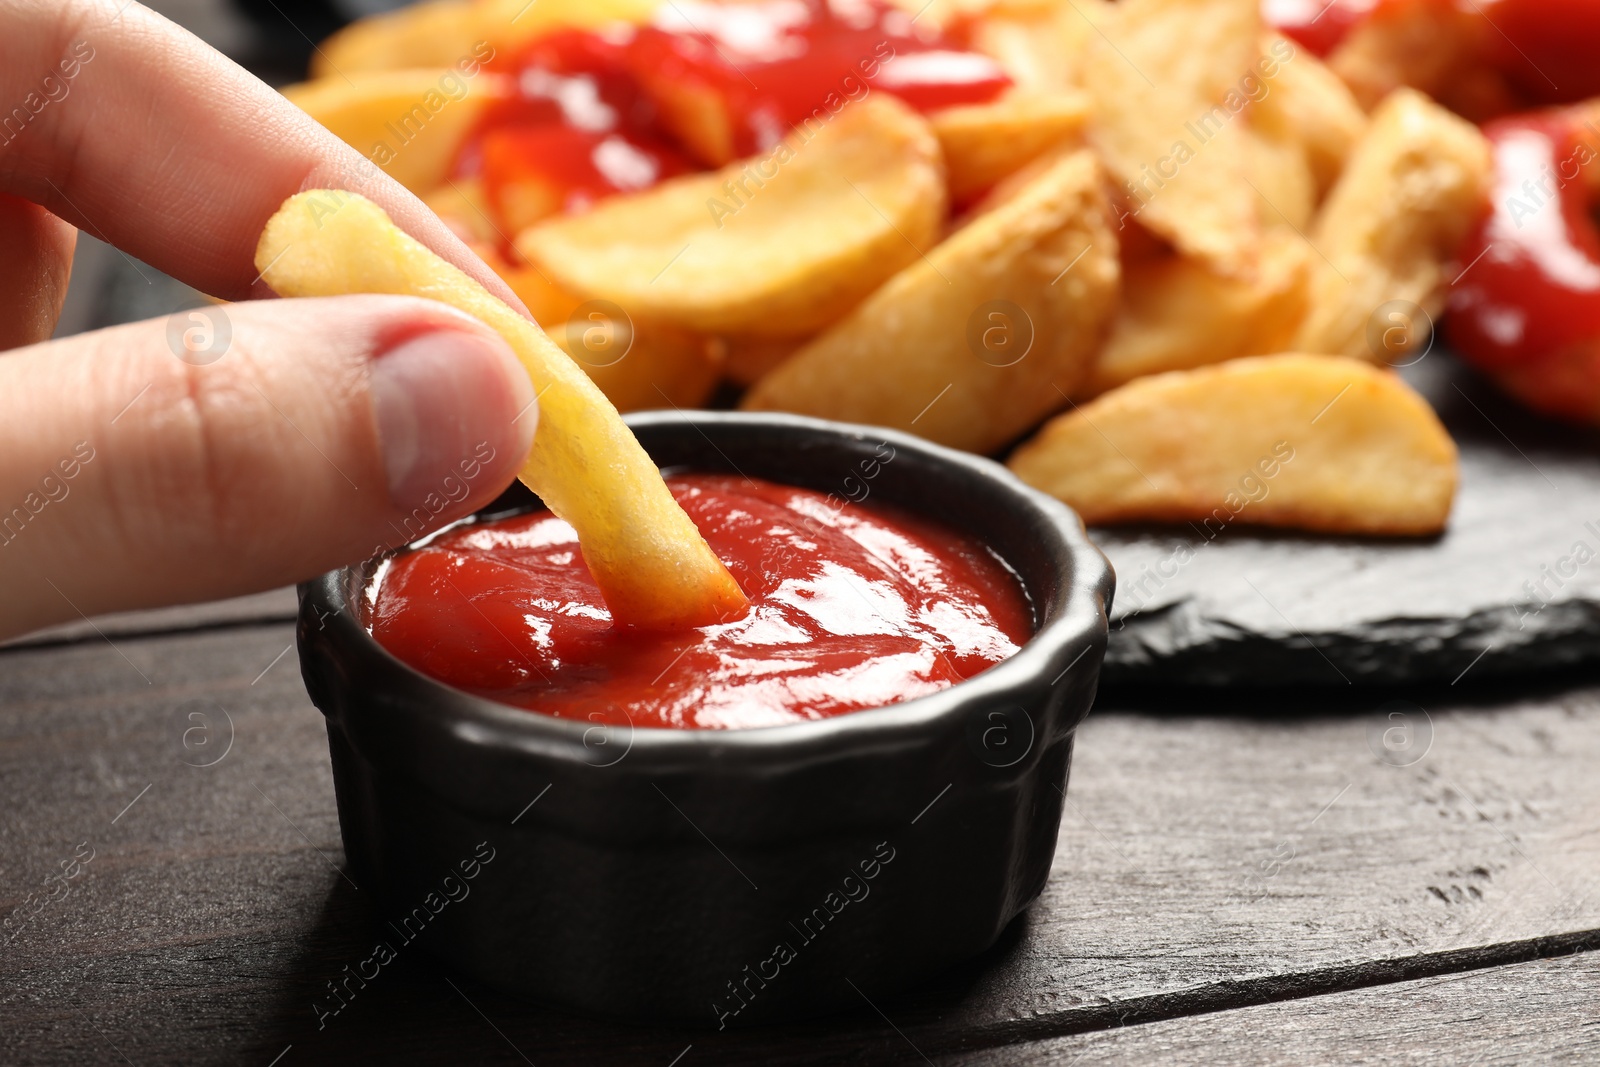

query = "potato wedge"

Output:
[[1082, 0, 1262, 275], [1327, 0, 1507, 118], [1009, 354, 1459, 535], [517, 94, 945, 339], [932, 89, 1090, 204], [718, 335, 803, 389], [1251, 33, 1368, 198], [255, 191, 745, 629], [742, 149, 1119, 454], [1293, 89, 1492, 362], [1086, 228, 1311, 395], [313, 0, 655, 78], [284, 70, 512, 194], [1243, 126, 1316, 232], [967, 0, 1113, 91]]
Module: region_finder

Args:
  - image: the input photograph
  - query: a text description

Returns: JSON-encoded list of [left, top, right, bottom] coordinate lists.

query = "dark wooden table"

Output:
[[3, 590, 1597, 1065]]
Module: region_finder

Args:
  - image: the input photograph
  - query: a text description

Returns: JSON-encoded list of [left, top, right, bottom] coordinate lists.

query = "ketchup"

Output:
[[1446, 113, 1600, 371], [454, 0, 1009, 221], [630, 0, 1011, 162], [1262, 0, 1377, 56], [370, 474, 1032, 730]]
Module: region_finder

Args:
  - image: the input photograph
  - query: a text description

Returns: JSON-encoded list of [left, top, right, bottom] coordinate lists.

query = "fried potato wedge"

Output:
[[255, 191, 745, 629], [498, 266, 721, 411], [967, 0, 1113, 91], [742, 149, 1119, 454], [718, 335, 803, 389], [517, 95, 944, 339], [1252, 33, 1368, 198], [1327, 0, 1508, 118], [284, 70, 512, 193], [1243, 126, 1316, 232], [932, 89, 1090, 204], [1009, 354, 1459, 535], [1086, 228, 1311, 395], [1293, 89, 1492, 362], [313, 0, 656, 77], [1082, 0, 1262, 275]]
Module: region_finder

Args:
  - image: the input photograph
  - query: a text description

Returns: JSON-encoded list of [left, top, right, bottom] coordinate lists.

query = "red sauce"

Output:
[[629, 0, 1010, 161], [369, 474, 1032, 730], [454, 0, 1009, 218], [1446, 112, 1600, 372], [1262, 0, 1378, 57]]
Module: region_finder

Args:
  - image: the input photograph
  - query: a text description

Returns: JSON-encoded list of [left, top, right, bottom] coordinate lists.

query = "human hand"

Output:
[[0, 0, 537, 639]]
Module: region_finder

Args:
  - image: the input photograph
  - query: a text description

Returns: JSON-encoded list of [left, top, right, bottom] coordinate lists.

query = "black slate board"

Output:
[[1097, 355, 1600, 687]]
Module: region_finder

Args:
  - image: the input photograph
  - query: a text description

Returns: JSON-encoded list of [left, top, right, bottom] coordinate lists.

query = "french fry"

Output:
[[313, 0, 656, 77], [517, 95, 945, 339], [1293, 89, 1492, 362], [1082, 0, 1262, 276], [1009, 354, 1459, 535], [498, 267, 722, 411], [742, 149, 1119, 454], [932, 89, 1090, 204], [254, 191, 746, 629], [284, 70, 512, 194], [1251, 32, 1368, 198], [1086, 229, 1311, 396]]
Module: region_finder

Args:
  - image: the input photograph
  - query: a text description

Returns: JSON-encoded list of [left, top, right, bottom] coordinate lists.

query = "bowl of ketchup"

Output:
[[296, 410, 1113, 1025]]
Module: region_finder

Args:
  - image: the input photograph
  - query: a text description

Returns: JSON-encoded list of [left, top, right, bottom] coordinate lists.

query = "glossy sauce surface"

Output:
[[1446, 112, 1600, 370], [453, 0, 1009, 212], [370, 474, 1032, 730]]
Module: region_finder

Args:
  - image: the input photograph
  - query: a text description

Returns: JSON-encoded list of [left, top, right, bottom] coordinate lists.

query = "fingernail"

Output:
[[370, 327, 535, 512]]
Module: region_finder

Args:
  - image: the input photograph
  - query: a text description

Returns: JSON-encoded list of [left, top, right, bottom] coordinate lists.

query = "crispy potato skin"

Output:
[[255, 192, 746, 629], [742, 149, 1119, 454], [1292, 88, 1492, 362], [1083, 0, 1262, 276], [1009, 353, 1459, 536], [517, 95, 947, 339], [1086, 229, 1311, 396]]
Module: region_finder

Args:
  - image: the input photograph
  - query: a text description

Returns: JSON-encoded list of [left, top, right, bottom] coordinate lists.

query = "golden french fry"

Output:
[[1086, 229, 1311, 395], [1082, 0, 1262, 275], [517, 95, 945, 339], [255, 191, 746, 629], [313, 0, 656, 77], [1251, 33, 1368, 197], [500, 268, 721, 411], [1293, 89, 1492, 362], [931, 89, 1090, 203], [284, 70, 512, 193], [742, 149, 1119, 454], [1009, 353, 1459, 535]]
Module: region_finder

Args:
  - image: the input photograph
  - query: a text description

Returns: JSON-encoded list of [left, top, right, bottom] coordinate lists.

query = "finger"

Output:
[[0, 294, 537, 639], [0, 192, 75, 349], [0, 0, 524, 309]]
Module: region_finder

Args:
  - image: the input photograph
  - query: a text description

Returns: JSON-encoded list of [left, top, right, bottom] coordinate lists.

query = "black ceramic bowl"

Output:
[[297, 411, 1113, 1025]]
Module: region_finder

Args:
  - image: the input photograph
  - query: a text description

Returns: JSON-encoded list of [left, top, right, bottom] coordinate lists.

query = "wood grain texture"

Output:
[[0, 623, 1596, 1065], [947, 951, 1600, 1066]]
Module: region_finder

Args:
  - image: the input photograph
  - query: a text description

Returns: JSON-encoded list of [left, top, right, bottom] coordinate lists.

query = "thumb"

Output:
[[0, 294, 537, 639]]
